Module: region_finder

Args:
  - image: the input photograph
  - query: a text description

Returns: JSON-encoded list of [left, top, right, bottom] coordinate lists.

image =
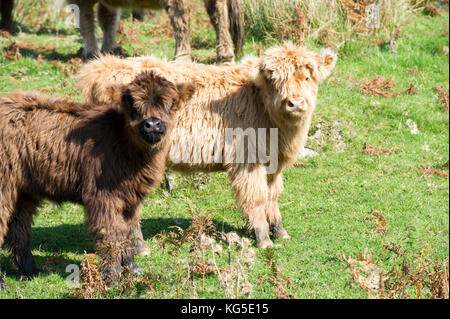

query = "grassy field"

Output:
[[0, 2, 448, 299]]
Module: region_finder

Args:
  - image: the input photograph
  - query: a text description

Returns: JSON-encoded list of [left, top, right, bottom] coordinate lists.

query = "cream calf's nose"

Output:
[[287, 98, 306, 112]]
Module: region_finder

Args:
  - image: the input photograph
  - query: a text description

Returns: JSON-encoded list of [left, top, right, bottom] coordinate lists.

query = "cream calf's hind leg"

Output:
[[229, 165, 273, 248], [267, 174, 290, 240]]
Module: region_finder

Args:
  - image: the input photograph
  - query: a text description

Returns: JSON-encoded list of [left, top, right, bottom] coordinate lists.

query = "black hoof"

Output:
[[104, 46, 128, 58], [23, 267, 42, 279], [124, 260, 143, 276], [131, 266, 144, 276], [83, 51, 99, 62]]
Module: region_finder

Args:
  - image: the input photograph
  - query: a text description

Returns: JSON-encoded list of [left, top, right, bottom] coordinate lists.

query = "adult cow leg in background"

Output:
[[97, 2, 120, 54], [161, 0, 192, 62], [0, 0, 14, 33], [68, 0, 100, 59], [204, 0, 234, 64]]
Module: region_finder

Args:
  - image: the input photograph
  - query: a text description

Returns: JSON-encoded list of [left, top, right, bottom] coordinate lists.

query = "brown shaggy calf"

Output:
[[0, 71, 194, 282], [66, 0, 244, 63], [78, 43, 337, 248]]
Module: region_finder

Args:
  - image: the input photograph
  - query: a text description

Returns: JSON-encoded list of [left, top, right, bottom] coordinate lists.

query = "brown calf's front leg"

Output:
[[229, 165, 273, 248], [128, 220, 151, 256], [266, 174, 290, 240], [161, 0, 192, 62], [85, 204, 141, 283]]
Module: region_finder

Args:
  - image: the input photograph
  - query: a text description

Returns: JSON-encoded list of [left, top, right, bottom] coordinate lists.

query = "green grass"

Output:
[[0, 6, 448, 299]]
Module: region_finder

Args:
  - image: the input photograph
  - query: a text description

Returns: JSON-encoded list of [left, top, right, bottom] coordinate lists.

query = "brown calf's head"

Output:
[[244, 42, 337, 125], [120, 70, 194, 148]]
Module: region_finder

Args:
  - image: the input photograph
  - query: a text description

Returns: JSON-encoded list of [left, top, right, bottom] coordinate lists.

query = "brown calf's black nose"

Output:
[[142, 118, 166, 135]]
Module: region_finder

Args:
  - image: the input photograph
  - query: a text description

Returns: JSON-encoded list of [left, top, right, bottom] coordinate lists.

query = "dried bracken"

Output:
[[50, 58, 83, 77], [74, 253, 108, 299], [276, 7, 309, 45], [342, 242, 449, 299], [384, 245, 449, 299], [258, 248, 294, 299], [341, 249, 384, 298], [420, 164, 449, 177], [0, 30, 12, 38], [363, 143, 401, 156], [405, 66, 424, 79], [383, 242, 406, 256], [155, 214, 256, 298], [42, 252, 68, 273], [2, 41, 19, 60], [291, 161, 312, 168], [352, 75, 416, 98], [118, 270, 159, 296], [365, 209, 388, 237], [433, 84, 449, 112], [338, 0, 373, 32]]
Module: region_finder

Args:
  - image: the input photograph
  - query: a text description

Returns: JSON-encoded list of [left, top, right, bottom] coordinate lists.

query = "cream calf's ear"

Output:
[[109, 84, 125, 103], [242, 56, 265, 87], [315, 49, 337, 81]]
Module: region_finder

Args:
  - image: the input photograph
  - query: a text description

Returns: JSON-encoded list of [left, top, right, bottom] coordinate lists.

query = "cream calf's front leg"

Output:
[[266, 173, 290, 240], [229, 165, 273, 248]]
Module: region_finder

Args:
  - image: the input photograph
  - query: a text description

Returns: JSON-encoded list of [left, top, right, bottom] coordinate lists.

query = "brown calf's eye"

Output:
[[130, 109, 140, 121]]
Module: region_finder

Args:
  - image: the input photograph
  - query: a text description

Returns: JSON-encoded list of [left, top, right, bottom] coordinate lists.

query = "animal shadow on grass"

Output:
[[1, 217, 239, 280], [17, 46, 83, 63], [11, 22, 74, 37], [140, 217, 239, 240]]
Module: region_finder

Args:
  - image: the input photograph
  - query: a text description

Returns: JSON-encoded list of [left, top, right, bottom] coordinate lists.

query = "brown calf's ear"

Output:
[[121, 87, 135, 114], [173, 82, 196, 111], [314, 49, 337, 81]]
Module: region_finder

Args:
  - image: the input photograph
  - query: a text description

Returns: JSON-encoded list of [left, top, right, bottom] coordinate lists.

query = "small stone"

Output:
[[405, 119, 419, 135], [297, 147, 318, 159]]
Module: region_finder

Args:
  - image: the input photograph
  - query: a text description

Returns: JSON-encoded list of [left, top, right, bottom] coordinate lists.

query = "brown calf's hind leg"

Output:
[[229, 165, 273, 248], [267, 174, 290, 240], [4, 195, 40, 278], [161, 0, 192, 62], [0, 193, 18, 282]]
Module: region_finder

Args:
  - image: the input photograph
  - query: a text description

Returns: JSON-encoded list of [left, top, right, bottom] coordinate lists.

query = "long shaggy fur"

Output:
[[77, 42, 337, 248], [0, 71, 192, 281]]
